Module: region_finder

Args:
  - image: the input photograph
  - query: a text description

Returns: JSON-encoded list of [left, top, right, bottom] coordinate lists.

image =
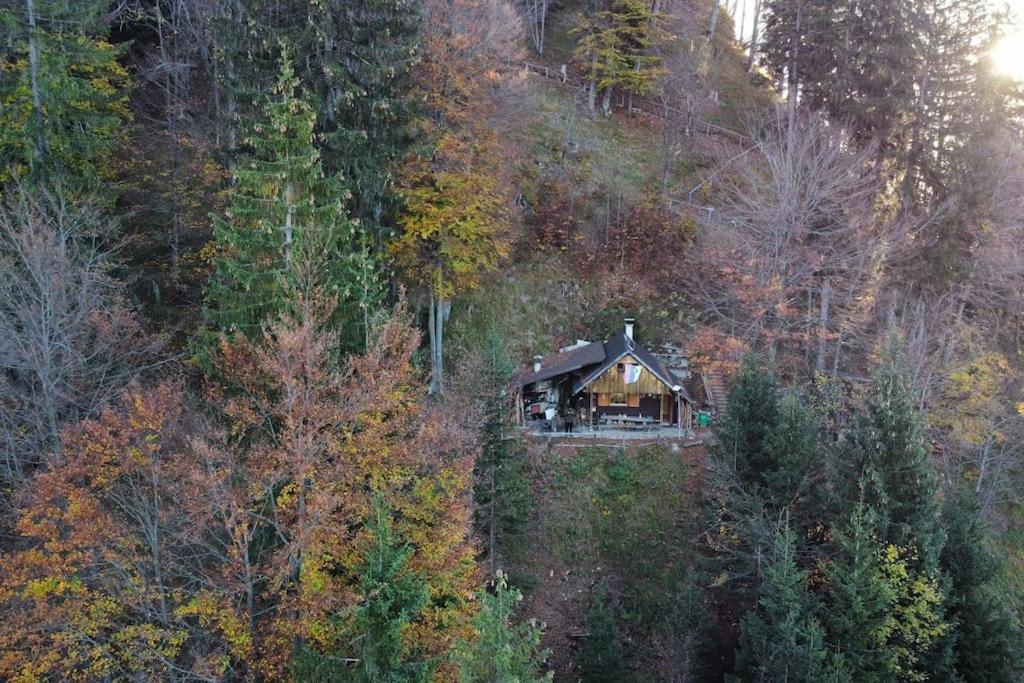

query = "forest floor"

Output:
[[505, 441, 708, 679]]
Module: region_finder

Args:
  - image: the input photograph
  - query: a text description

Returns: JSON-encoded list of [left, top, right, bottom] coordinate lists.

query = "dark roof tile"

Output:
[[514, 342, 606, 387]]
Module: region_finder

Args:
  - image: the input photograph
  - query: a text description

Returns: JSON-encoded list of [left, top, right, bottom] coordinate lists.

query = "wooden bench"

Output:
[[599, 414, 657, 430]]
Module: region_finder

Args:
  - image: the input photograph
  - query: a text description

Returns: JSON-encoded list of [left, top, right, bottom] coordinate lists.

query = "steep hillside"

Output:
[[448, 0, 773, 364], [508, 442, 710, 680]]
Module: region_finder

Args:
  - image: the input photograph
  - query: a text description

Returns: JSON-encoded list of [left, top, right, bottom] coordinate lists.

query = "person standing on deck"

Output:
[[565, 408, 575, 434]]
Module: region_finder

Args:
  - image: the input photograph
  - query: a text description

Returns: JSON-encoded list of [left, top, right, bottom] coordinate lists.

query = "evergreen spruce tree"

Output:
[[760, 0, 918, 149], [715, 356, 781, 489], [454, 572, 552, 683], [940, 491, 1023, 681], [315, 0, 423, 244], [901, 0, 1020, 284], [824, 501, 899, 681], [572, 0, 670, 114], [293, 495, 430, 682], [577, 585, 627, 683], [758, 0, 1019, 287], [216, 0, 422, 244], [715, 358, 817, 508], [825, 335, 951, 678], [761, 391, 819, 508], [709, 357, 821, 632], [474, 332, 533, 570], [0, 0, 130, 194], [202, 54, 380, 350], [657, 566, 710, 681], [734, 522, 840, 682], [828, 333, 943, 567], [351, 495, 430, 682], [824, 496, 950, 681]]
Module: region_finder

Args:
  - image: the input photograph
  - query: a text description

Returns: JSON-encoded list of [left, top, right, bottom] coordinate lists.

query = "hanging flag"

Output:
[[624, 363, 641, 384]]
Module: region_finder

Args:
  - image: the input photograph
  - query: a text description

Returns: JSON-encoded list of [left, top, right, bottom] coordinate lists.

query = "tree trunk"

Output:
[[488, 469, 497, 573], [529, 0, 548, 54], [284, 182, 295, 268], [786, 0, 801, 127], [707, 0, 721, 43], [428, 288, 438, 393], [25, 0, 45, 168], [539, 0, 547, 54], [243, 541, 256, 645], [746, 0, 762, 72], [428, 288, 447, 395], [149, 469, 170, 622], [832, 329, 843, 375], [437, 295, 448, 394], [155, 1, 184, 283], [816, 278, 831, 372]]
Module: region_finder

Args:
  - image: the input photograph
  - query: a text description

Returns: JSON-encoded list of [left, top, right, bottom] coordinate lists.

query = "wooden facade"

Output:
[[514, 324, 696, 432], [587, 355, 675, 396]]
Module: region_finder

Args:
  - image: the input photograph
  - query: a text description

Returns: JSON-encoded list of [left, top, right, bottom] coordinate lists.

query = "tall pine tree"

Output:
[[473, 332, 533, 572], [716, 356, 781, 489], [824, 499, 949, 682], [826, 334, 952, 679], [316, 0, 423, 245], [715, 357, 817, 508], [292, 495, 430, 682], [760, 0, 919, 149], [453, 572, 552, 683], [940, 490, 1023, 681], [572, 0, 671, 114], [709, 357, 821, 630], [202, 54, 379, 351], [824, 501, 900, 681], [827, 333, 944, 568], [215, 0, 422, 245], [734, 522, 840, 682]]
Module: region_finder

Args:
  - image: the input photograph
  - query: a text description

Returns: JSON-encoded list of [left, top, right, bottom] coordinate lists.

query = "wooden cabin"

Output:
[[514, 319, 694, 431]]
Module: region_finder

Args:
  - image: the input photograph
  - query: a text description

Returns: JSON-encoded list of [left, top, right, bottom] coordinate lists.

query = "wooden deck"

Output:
[[523, 425, 708, 449]]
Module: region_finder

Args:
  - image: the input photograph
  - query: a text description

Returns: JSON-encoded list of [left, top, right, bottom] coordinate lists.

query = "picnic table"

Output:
[[598, 414, 658, 430]]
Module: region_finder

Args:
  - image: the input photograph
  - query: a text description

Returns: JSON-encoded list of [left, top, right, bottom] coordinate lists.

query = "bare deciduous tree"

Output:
[[0, 190, 159, 493], [518, 0, 549, 54], [690, 110, 894, 375]]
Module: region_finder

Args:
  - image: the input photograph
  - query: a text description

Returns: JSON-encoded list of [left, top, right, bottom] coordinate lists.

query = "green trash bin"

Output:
[[697, 411, 710, 428]]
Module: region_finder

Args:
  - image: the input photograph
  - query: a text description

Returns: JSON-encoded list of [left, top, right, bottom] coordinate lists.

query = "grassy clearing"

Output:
[[505, 443, 705, 680], [518, 78, 701, 203], [447, 254, 699, 366]]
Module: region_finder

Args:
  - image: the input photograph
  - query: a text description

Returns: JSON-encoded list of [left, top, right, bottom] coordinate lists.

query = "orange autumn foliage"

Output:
[[0, 381, 243, 680], [209, 296, 480, 678], [0, 298, 479, 681]]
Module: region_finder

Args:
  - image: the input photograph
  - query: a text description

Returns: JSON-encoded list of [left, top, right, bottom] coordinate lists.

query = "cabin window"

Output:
[[627, 394, 641, 408], [616, 362, 625, 374], [609, 392, 627, 406]]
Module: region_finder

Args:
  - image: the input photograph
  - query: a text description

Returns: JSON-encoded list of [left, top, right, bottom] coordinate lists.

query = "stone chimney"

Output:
[[533, 355, 543, 373], [624, 317, 635, 340]]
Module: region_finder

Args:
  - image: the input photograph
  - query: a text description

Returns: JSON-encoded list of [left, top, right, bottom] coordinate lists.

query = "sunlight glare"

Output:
[[992, 28, 1024, 80]]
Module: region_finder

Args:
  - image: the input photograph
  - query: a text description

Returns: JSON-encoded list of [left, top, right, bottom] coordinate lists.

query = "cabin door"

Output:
[[661, 394, 673, 425]]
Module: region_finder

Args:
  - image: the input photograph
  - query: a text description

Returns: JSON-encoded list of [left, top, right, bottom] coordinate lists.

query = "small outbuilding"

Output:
[[513, 319, 695, 432]]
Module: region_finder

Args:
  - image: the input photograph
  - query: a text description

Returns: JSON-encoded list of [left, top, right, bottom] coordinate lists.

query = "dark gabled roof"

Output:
[[514, 341, 606, 387], [573, 333, 694, 403]]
